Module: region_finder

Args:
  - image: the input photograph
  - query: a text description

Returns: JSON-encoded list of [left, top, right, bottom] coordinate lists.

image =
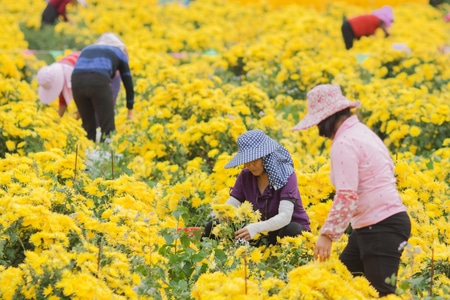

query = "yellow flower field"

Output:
[[0, 0, 449, 299]]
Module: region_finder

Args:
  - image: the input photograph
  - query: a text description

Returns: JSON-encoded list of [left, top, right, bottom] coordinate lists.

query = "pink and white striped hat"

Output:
[[292, 84, 360, 131]]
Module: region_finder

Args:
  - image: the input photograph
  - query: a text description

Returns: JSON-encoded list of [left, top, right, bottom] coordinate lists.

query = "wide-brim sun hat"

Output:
[[37, 63, 64, 104], [225, 129, 280, 168], [96, 32, 127, 53], [292, 84, 360, 131], [60, 64, 75, 105], [372, 5, 394, 29]]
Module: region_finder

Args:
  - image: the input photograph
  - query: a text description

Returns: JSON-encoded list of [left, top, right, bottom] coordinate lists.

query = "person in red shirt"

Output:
[[41, 0, 86, 26], [341, 6, 393, 50]]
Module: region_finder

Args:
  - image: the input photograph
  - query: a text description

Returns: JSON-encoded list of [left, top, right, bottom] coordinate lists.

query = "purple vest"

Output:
[[230, 169, 310, 230]]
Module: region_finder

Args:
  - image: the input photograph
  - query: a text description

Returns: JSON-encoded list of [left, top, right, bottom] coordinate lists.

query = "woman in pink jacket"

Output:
[[292, 84, 411, 297]]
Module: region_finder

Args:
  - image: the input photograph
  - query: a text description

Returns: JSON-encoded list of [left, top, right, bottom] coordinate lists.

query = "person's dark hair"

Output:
[[318, 108, 352, 138]]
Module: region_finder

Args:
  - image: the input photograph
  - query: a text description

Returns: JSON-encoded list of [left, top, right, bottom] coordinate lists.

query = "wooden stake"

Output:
[[430, 247, 434, 296], [111, 150, 114, 180], [244, 255, 247, 294], [97, 236, 102, 278], [73, 144, 78, 181]]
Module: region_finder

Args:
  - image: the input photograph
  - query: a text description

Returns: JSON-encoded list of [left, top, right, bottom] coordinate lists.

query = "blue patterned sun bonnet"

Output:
[[225, 130, 294, 190]]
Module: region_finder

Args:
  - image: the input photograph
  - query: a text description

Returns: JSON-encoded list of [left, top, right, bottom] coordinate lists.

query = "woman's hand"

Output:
[[314, 234, 333, 262], [127, 109, 133, 120], [235, 228, 251, 241]]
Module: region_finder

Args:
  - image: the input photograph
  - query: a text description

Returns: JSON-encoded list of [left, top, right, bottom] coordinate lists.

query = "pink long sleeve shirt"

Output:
[[320, 115, 406, 241]]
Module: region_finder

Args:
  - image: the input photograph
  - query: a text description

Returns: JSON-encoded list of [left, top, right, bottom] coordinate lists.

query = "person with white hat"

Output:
[[37, 51, 81, 117], [96, 33, 124, 106], [71, 32, 134, 142], [292, 84, 411, 296], [204, 129, 310, 246], [41, 0, 87, 26]]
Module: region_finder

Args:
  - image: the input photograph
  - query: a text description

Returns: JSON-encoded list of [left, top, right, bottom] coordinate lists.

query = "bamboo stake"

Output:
[[73, 144, 79, 181], [97, 236, 102, 278], [430, 247, 434, 296], [111, 150, 115, 180], [244, 255, 248, 294]]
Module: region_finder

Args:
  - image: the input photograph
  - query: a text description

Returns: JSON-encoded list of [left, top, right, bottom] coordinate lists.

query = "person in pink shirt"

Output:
[[341, 5, 394, 50], [37, 51, 81, 117], [444, 12, 450, 22], [292, 84, 411, 297], [37, 43, 121, 119]]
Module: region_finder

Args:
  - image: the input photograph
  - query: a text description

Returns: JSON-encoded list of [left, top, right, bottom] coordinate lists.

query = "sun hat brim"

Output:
[[60, 64, 74, 105], [372, 6, 393, 29], [224, 136, 280, 168], [37, 64, 64, 105], [292, 98, 360, 131]]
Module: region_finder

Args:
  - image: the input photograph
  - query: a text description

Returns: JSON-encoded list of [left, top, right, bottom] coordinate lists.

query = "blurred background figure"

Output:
[[41, 0, 87, 26], [71, 33, 134, 142], [444, 12, 450, 22], [96, 34, 123, 109], [37, 51, 81, 117], [429, 0, 446, 7], [341, 5, 394, 50]]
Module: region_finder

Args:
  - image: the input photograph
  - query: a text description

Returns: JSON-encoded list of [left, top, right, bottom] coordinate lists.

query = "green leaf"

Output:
[[172, 206, 188, 220], [214, 248, 227, 263], [179, 235, 191, 248], [162, 233, 175, 245], [191, 253, 205, 263]]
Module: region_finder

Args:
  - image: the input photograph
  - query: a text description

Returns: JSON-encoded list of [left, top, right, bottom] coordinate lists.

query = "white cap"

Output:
[[96, 32, 127, 53]]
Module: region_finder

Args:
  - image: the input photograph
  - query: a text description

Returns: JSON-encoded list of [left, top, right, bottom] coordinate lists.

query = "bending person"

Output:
[[41, 0, 86, 26], [204, 129, 310, 245], [341, 5, 394, 50], [37, 51, 80, 117], [71, 32, 134, 142], [292, 84, 411, 296]]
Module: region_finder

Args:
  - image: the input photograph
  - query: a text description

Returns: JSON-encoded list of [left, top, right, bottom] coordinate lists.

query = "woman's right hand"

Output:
[[235, 228, 251, 241], [127, 109, 133, 120], [314, 234, 333, 262]]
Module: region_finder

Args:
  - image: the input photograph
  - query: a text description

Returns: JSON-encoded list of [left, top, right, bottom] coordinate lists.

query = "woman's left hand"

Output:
[[235, 228, 251, 241]]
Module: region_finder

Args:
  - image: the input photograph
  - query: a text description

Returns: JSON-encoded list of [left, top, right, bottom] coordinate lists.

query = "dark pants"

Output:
[[41, 4, 58, 26], [339, 212, 411, 297], [72, 73, 115, 142], [204, 219, 307, 246], [341, 19, 355, 50]]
